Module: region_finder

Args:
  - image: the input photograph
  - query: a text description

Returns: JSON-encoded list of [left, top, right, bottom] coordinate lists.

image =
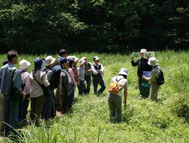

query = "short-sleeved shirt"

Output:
[[110, 75, 127, 96]]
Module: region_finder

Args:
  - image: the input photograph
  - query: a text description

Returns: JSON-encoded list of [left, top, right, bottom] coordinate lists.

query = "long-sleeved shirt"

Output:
[[30, 70, 50, 98], [73, 65, 80, 82], [131, 58, 152, 78], [21, 71, 30, 95], [78, 66, 85, 81], [68, 68, 77, 86], [0, 62, 22, 97], [91, 63, 104, 76], [146, 66, 160, 83]]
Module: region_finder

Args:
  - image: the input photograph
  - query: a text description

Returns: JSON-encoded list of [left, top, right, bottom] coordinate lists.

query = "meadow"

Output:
[[0, 50, 189, 143]]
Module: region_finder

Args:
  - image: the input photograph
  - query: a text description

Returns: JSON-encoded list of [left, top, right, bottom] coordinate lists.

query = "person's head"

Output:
[[45, 56, 56, 67], [34, 57, 45, 72], [148, 57, 158, 67], [79, 59, 86, 67], [93, 56, 99, 65], [72, 56, 79, 66], [59, 49, 67, 58], [19, 60, 31, 71], [140, 49, 147, 58], [68, 60, 74, 68], [7, 50, 18, 64], [82, 57, 87, 63], [60, 58, 69, 70], [2, 59, 8, 66], [119, 68, 128, 79]]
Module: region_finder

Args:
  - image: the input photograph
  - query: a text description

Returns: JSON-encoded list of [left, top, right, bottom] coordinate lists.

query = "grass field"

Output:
[[0, 50, 189, 143]]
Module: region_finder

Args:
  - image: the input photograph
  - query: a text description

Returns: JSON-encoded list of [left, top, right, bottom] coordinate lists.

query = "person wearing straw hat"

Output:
[[131, 49, 152, 98], [82, 57, 92, 94], [108, 68, 128, 123], [18, 59, 31, 125], [57, 58, 72, 114], [142, 57, 160, 101], [42, 56, 56, 120], [91, 56, 106, 95], [78, 59, 86, 95], [72, 56, 80, 85], [30, 57, 50, 126]]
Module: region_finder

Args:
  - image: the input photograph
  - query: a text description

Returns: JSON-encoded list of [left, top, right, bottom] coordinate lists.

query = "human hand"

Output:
[[20, 91, 26, 100], [131, 56, 134, 61], [123, 100, 127, 106], [142, 76, 146, 80]]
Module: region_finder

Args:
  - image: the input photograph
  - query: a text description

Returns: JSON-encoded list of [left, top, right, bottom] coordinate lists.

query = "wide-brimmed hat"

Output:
[[82, 57, 87, 60], [148, 57, 158, 66], [119, 68, 128, 76], [19, 60, 31, 70], [79, 59, 86, 66], [45, 56, 56, 66], [72, 56, 79, 62], [140, 49, 147, 54], [34, 57, 45, 70], [94, 56, 99, 61]]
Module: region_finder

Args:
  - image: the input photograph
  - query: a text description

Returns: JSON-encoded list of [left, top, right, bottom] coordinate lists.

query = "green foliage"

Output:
[[0, 51, 189, 143]]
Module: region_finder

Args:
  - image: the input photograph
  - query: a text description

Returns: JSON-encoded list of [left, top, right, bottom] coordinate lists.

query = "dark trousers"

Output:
[[79, 80, 85, 95], [70, 84, 75, 107], [84, 75, 91, 94], [56, 90, 62, 112], [19, 94, 30, 122], [139, 77, 150, 98], [3, 97, 19, 135], [61, 95, 70, 114], [93, 78, 106, 94], [30, 95, 44, 126], [43, 91, 56, 120], [108, 94, 122, 123]]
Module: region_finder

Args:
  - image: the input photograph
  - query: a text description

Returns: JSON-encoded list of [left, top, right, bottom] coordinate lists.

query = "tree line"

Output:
[[0, 0, 188, 54]]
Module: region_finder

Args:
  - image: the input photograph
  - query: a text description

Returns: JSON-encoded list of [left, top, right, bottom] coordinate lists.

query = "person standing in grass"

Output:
[[91, 56, 106, 95], [52, 49, 67, 112], [72, 56, 80, 86], [108, 68, 128, 123], [82, 57, 92, 94], [57, 58, 72, 114], [78, 59, 86, 95], [18, 60, 31, 125], [42, 56, 56, 120], [67, 57, 77, 107], [131, 49, 152, 98], [142, 57, 160, 101], [0, 50, 25, 135], [0, 60, 8, 132], [30, 58, 50, 126]]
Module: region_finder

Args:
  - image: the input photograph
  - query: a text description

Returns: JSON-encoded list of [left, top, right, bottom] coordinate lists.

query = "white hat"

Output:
[[140, 49, 147, 54], [79, 59, 86, 66], [94, 56, 99, 61], [148, 57, 158, 66], [67, 56, 72, 60], [45, 56, 56, 66], [19, 60, 31, 70], [119, 68, 128, 76], [82, 57, 87, 60], [72, 56, 79, 62]]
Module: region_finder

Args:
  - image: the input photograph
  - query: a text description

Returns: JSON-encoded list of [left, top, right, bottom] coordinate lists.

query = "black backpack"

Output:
[[157, 69, 165, 85]]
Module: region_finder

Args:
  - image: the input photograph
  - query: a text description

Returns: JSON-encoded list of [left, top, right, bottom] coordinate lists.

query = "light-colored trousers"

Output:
[[150, 82, 160, 101]]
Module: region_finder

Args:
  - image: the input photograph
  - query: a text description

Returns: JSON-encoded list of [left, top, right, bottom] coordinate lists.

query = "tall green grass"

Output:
[[0, 51, 189, 143]]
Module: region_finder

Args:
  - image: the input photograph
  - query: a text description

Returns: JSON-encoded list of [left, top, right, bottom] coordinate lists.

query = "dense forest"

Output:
[[0, 0, 188, 53]]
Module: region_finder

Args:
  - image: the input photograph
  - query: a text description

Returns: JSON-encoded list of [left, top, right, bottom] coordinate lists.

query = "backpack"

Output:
[[108, 77, 123, 95], [157, 69, 165, 85]]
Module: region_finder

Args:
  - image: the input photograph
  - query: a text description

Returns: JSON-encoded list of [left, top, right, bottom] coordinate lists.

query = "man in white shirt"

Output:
[[91, 56, 106, 95]]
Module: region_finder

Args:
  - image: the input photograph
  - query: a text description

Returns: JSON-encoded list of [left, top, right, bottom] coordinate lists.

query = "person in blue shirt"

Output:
[[0, 50, 25, 136]]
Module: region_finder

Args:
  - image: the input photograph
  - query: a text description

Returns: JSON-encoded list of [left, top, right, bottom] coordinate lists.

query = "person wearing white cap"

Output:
[[108, 68, 128, 123], [131, 49, 152, 98], [91, 56, 106, 95], [18, 59, 31, 124], [142, 57, 161, 101], [82, 57, 92, 94], [72, 56, 80, 85], [78, 59, 86, 95], [42, 56, 57, 120]]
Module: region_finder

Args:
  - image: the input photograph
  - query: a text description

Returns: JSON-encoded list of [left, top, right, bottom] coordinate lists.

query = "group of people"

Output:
[[0, 49, 107, 136], [0, 48, 163, 136]]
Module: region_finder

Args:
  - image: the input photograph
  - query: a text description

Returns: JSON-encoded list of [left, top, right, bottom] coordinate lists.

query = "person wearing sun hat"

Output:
[[91, 56, 106, 95], [131, 49, 152, 98], [78, 59, 86, 95], [18, 60, 31, 124], [142, 57, 161, 101], [30, 57, 50, 126], [72, 56, 80, 85], [42, 56, 57, 120], [108, 68, 128, 123]]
